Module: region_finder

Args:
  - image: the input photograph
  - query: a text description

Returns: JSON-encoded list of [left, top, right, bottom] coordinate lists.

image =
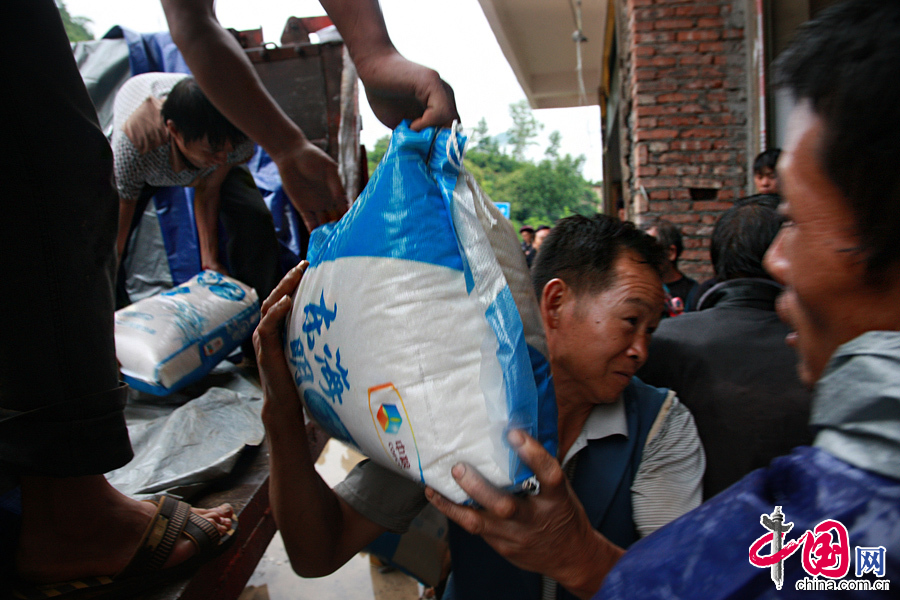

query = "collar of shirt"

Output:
[[560, 396, 628, 467]]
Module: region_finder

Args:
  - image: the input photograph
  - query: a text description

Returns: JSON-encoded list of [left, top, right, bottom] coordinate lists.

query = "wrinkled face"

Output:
[[763, 102, 868, 387], [754, 166, 779, 194], [167, 121, 233, 169], [550, 251, 664, 404]]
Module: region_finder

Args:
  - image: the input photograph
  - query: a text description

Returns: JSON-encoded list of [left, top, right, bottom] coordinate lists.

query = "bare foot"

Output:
[[16, 475, 234, 584]]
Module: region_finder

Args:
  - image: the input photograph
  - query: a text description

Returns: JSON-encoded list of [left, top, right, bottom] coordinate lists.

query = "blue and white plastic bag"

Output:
[[285, 123, 556, 503], [115, 270, 260, 395]]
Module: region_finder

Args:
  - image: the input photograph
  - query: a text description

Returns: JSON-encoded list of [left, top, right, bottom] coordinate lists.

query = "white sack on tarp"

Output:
[[115, 270, 259, 396]]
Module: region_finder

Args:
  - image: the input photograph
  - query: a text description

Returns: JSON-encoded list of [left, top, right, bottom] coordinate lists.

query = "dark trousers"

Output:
[[0, 0, 132, 480], [118, 166, 282, 313]]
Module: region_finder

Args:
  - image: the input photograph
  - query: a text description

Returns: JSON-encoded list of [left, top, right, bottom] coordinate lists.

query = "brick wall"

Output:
[[620, 0, 749, 280]]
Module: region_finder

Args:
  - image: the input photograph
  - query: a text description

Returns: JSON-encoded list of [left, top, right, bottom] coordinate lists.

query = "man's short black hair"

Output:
[[711, 203, 784, 281], [773, 0, 900, 280], [532, 214, 666, 302], [160, 77, 248, 150], [753, 149, 781, 174], [734, 193, 781, 210], [535, 225, 551, 233], [646, 218, 683, 263]]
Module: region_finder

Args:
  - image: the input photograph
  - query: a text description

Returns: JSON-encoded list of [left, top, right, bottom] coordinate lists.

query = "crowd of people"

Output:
[[3, 0, 899, 599]]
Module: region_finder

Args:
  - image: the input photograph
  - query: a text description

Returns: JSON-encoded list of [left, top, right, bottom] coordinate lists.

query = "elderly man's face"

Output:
[[764, 102, 868, 387], [548, 251, 664, 404]]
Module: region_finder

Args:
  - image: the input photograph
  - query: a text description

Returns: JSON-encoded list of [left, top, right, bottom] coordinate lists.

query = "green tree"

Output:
[[506, 153, 598, 226], [507, 100, 543, 161], [545, 131, 562, 160], [57, 0, 94, 42], [366, 135, 390, 176]]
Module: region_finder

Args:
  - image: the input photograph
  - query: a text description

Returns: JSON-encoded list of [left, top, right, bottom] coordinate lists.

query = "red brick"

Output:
[[659, 116, 701, 127], [656, 43, 700, 54], [659, 165, 701, 177], [701, 215, 718, 224], [683, 237, 707, 249], [636, 143, 649, 166], [634, 7, 676, 20], [634, 46, 656, 57], [634, 79, 679, 93], [684, 78, 725, 90], [716, 189, 736, 200], [640, 177, 680, 188], [676, 30, 721, 42], [681, 249, 709, 261], [698, 17, 725, 28], [693, 200, 733, 211], [635, 94, 657, 105], [679, 54, 714, 66], [665, 213, 701, 224], [642, 56, 679, 68], [699, 114, 734, 126], [635, 31, 677, 44], [712, 165, 744, 176], [723, 29, 744, 40], [658, 152, 691, 163], [648, 190, 671, 200], [659, 67, 700, 80], [670, 140, 713, 151], [657, 93, 689, 103], [673, 188, 692, 200], [698, 41, 726, 53], [682, 177, 721, 188], [635, 67, 659, 80], [674, 5, 720, 17], [635, 105, 679, 117], [649, 201, 691, 212], [681, 128, 725, 139], [655, 19, 695, 30], [648, 141, 670, 153], [637, 117, 658, 128], [636, 129, 679, 141], [637, 166, 659, 177], [634, 20, 655, 32]]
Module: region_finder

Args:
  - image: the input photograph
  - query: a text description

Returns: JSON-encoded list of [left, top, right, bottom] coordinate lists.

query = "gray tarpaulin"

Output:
[[107, 363, 265, 500]]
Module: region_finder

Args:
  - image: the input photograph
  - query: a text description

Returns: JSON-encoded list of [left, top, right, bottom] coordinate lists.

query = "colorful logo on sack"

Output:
[[369, 383, 423, 480], [376, 403, 402, 434], [749, 506, 890, 592]]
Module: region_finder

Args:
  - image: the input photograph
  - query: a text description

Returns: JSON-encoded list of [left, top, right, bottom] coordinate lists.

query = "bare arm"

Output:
[[426, 430, 624, 599], [192, 166, 230, 275], [253, 263, 386, 576], [317, 0, 459, 130], [161, 0, 348, 232]]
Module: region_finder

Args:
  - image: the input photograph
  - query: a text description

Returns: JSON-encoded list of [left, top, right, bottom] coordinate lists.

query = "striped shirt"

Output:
[[111, 72, 254, 200]]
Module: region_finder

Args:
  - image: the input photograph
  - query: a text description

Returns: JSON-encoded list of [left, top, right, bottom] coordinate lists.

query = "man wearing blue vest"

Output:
[[254, 215, 705, 599]]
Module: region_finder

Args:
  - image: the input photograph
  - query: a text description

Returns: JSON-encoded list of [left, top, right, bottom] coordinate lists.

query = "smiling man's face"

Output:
[[549, 251, 664, 404], [764, 101, 871, 387]]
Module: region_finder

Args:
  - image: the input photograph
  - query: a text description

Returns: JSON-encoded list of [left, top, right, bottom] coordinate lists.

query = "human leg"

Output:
[[218, 165, 283, 301], [1, 0, 234, 586]]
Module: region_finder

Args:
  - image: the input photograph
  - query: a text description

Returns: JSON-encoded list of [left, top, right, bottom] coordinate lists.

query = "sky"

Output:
[[64, 0, 604, 182]]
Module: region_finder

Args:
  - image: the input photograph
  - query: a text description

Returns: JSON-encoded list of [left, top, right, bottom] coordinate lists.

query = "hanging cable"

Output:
[[569, 0, 589, 106]]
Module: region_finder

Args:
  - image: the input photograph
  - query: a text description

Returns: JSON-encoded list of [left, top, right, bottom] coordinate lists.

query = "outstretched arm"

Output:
[[253, 263, 387, 576], [426, 430, 624, 599], [318, 0, 459, 130], [161, 0, 349, 232]]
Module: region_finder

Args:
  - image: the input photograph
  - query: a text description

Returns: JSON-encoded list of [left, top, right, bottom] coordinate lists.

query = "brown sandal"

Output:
[[12, 495, 237, 599]]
